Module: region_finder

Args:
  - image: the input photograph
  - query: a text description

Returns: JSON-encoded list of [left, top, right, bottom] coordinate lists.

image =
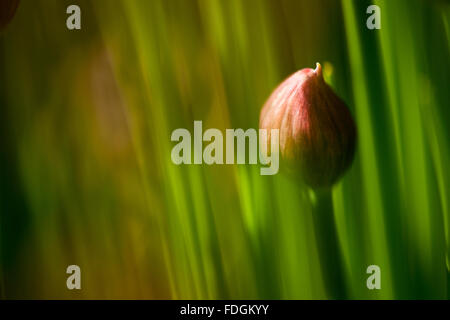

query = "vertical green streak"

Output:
[[443, 11, 450, 53], [121, 0, 199, 298], [341, 0, 393, 299], [386, 0, 445, 298], [374, 0, 405, 188]]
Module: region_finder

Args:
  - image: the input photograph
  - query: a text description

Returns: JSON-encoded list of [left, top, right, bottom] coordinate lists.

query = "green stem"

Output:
[[311, 188, 347, 299]]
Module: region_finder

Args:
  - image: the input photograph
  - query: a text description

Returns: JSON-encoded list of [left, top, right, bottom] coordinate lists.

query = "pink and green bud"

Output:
[[259, 63, 356, 188]]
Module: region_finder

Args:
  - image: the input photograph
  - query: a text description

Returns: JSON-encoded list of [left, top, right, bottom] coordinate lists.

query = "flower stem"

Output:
[[311, 188, 348, 299]]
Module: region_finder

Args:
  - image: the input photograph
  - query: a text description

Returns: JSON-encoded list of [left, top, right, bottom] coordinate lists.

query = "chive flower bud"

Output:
[[259, 63, 356, 188]]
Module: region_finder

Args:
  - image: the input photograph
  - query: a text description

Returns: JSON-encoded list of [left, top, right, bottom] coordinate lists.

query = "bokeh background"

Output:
[[0, 0, 449, 299]]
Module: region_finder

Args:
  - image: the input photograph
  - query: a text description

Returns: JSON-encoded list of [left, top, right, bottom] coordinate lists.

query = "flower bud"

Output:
[[259, 63, 356, 188], [0, 0, 20, 31]]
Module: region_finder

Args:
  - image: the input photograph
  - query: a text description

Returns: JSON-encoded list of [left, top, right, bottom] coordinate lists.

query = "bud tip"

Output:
[[314, 62, 322, 78]]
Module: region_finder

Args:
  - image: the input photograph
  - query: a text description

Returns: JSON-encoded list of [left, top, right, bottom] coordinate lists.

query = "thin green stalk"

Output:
[[311, 189, 347, 299]]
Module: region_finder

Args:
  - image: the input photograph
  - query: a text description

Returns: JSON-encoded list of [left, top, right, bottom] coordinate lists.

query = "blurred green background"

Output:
[[0, 0, 449, 299]]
